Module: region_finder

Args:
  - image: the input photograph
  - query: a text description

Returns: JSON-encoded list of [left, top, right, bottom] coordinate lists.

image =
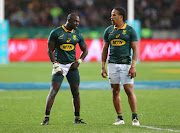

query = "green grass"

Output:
[[0, 62, 180, 82], [0, 62, 180, 132], [0, 89, 180, 133]]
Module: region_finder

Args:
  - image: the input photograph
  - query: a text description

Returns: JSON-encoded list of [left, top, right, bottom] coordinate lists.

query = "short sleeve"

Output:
[[78, 33, 86, 46], [103, 27, 109, 43], [130, 28, 138, 42], [48, 30, 57, 43]]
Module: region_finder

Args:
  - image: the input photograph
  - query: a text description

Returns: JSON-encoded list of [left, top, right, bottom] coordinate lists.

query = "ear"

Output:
[[119, 15, 123, 21]]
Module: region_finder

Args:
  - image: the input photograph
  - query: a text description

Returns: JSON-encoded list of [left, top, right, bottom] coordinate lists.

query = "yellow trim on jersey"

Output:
[[62, 24, 74, 33], [114, 23, 127, 30]]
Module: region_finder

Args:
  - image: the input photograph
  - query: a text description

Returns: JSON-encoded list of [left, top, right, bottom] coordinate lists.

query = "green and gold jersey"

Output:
[[48, 25, 86, 64], [103, 23, 138, 64]]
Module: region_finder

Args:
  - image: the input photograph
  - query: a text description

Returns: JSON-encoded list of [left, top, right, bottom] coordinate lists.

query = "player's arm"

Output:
[[101, 42, 109, 78], [47, 42, 63, 74], [129, 41, 139, 78], [79, 44, 88, 61], [70, 44, 88, 70]]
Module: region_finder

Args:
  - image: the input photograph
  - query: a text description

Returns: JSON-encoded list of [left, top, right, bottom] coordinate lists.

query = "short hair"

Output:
[[67, 13, 79, 20], [113, 7, 126, 22]]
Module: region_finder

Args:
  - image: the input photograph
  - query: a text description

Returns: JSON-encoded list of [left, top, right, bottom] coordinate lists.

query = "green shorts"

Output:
[[51, 68, 80, 84]]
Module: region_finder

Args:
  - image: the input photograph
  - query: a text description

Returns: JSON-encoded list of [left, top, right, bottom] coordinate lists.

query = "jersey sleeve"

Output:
[[130, 28, 138, 42], [48, 30, 57, 43], [103, 27, 109, 43], [78, 33, 86, 46]]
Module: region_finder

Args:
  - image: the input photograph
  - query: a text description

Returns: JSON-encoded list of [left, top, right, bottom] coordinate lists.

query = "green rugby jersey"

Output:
[[48, 25, 86, 64], [103, 23, 138, 64]]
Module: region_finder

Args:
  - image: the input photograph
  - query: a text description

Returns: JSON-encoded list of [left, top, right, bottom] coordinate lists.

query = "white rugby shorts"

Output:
[[52, 63, 73, 76], [107, 63, 134, 85]]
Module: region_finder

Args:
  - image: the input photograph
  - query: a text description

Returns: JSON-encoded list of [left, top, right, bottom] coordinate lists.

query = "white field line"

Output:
[[139, 125, 180, 132]]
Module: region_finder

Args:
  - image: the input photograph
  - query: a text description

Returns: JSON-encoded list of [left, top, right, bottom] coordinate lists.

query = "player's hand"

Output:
[[53, 62, 63, 75], [70, 61, 79, 70], [128, 67, 136, 78], [101, 67, 108, 78]]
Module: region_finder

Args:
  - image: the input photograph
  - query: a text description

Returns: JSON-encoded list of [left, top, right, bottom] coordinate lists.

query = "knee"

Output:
[[49, 88, 57, 98], [112, 88, 119, 97], [125, 89, 134, 97], [72, 89, 79, 99]]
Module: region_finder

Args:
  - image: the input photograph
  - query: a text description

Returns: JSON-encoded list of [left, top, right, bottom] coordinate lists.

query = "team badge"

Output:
[[73, 35, 76, 40], [116, 34, 120, 38], [58, 34, 64, 39], [122, 30, 126, 35], [66, 38, 71, 43]]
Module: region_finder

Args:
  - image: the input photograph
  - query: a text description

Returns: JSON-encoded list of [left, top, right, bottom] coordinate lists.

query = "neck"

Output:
[[65, 23, 73, 31], [115, 21, 125, 28]]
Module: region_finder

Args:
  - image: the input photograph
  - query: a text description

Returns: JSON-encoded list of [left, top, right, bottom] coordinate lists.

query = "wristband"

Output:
[[131, 60, 136, 67], [77, 59, 83, 64]]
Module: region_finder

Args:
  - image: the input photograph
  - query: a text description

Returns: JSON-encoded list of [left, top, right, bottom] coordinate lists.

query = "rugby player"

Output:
[[41, 13, 88, 125], [101, 7, 140, 126]]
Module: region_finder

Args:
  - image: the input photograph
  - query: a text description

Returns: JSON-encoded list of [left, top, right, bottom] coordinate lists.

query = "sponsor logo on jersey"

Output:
[[116, 34, 120, 38], [73, 35, 76, 40], [58, 34, 64, 39], [109, 30, 114, 35], [122, 59, 128, 63], [122, 30, 126, 35], [66, 38, 71, 43], [60, 44, 74, 51], [110, 39, 126, 46]]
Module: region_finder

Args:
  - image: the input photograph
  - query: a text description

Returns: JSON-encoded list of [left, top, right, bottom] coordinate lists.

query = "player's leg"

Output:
[[123, 84, 140, 125], [41, 73, 64, 125], [66, 69, 87, 124], [111, 84, 124, 125], [121, 64, 140, 126], [108, 63, 124, 125]]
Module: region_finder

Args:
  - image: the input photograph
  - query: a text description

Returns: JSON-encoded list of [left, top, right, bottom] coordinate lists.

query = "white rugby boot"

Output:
[[132, 117, 140, 126], [113, 119, 125, 125]]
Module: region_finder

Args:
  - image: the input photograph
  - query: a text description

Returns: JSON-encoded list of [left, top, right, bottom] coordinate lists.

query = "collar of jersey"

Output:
[[62, 24, 74, 33], [114, 23, 127, 30]]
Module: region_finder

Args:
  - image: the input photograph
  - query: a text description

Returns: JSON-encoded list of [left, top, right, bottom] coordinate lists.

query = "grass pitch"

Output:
[[0, 89, 180, 133], [0, 62, 180, 82], [0, 62, 180, 132]]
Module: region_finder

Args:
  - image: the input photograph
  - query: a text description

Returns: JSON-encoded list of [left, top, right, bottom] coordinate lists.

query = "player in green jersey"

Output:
[[41, 13, 88, 125], [101, 7, 140, 126]]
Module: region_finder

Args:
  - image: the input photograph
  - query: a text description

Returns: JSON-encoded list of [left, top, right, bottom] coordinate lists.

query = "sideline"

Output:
[[139, 125, 180, 132], [0, 81, 180, 90]]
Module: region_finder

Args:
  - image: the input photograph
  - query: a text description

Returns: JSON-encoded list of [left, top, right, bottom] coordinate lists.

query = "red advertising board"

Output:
[[8, 39, 180, 62], [8, 39, 104, 62], [139, 39, 180, 61]]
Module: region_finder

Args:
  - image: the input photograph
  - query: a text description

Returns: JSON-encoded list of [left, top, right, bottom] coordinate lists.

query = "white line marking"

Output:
[[139, 125, 180, 132]]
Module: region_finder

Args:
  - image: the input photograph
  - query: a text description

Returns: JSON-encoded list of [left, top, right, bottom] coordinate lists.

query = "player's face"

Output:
[[111, 9, 121, 25], [69, 16, 80, 30]]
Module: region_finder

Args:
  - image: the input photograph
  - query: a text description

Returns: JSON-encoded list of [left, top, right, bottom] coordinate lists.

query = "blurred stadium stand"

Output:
[[5, 0, 180, 39]]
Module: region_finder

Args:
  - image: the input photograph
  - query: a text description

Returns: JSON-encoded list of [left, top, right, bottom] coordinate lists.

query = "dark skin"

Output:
[[46, 13, 88, 114]]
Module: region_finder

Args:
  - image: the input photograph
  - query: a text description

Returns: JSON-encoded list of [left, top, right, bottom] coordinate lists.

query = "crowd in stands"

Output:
[[5, 0, 180, 29]]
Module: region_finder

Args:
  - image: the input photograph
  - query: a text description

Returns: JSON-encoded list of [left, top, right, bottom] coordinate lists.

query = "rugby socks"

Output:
[[132, 112, 138, 120], [45, 110, 50, 120], [74, 112, 80, 120], [117, 113, 123, 120]]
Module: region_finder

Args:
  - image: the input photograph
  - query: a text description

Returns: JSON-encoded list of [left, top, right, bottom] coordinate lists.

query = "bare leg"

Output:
[[123, 84, 137, 113], [70, 82, 80, 113], [111, 84, 122, 114], [46, 81, 61, 111]]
